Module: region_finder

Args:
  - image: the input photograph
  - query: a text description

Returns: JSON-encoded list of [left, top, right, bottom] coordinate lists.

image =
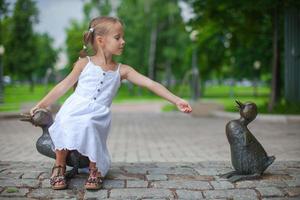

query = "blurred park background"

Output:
[[0, 0, 299, 114]]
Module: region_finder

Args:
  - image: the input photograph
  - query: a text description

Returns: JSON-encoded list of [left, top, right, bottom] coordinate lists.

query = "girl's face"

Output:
[[101, 22, 125, 55]]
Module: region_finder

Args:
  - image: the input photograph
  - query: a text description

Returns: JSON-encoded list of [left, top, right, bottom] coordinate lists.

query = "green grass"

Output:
[[162, 97, 270, 113], [0, 84, 160, 112], [0, 83, 299, 114], [0, 84, 73, 112], [163, 85, 299, 114]]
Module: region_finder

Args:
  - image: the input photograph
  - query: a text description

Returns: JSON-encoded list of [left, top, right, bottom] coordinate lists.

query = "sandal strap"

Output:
[[50, 175, 66, 186], [87, 176, 102, 184], [86, 167, 102, 185], [52, 165, 66, 176]]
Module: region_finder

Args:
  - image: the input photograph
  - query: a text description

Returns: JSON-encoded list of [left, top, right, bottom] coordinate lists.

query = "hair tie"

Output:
[[89, 28, 94, 33]]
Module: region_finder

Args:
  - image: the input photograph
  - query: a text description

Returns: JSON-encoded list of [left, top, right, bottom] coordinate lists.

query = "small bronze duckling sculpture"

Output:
[[221, 100, 275, 182], [20, 109, 89, 178]]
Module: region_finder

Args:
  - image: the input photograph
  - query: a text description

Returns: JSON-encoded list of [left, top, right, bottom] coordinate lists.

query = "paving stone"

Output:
[[123, 166, 148, 174], [142, 199, 169, 200], [146, 174, 168, 181], [262, 198, 300, 200], [152, 180, 211, 190], [22, 171, 43, 179], [118, 163, 156, 168], [284, 187, 300, 197], [102, 180, 125, 189], [264, 173, 293, 180], [194, 167, 227, 176], [68, 176, 86, 189], [105, 168, 125, 180], [109, 188, 174, 199], [168, 174, 214, 181], [176, 190, 204, 199], [148, 167, 197, 176], [203, 189, 258, 200], [0, 168, 8, 174], [285, 177, 300, 187], [27, 188, 77, 199], [236, 180, 288, 188], [41, 179, 51, 188], [199, 161, 232, 168], [0, 187, 29, 197], [106, 172, 144, 180], [39, 172, 50, 179], [156, 162, 193, 168], [127, 180, 148, 188], [256, 187, 285, 197], [0, 172, 23, 179], [0, 179, 39, 188], [210, 180, 234, 189], [285, 168, 300, 176], [83, 189, 108, 199]]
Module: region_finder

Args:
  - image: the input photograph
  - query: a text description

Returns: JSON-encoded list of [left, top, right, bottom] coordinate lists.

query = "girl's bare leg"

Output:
[[55, 149, 68, 166]]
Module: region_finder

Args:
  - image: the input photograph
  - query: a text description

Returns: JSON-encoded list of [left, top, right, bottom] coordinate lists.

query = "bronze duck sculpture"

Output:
[[20, 108, 90, 178], [221, 100, 275, 182]]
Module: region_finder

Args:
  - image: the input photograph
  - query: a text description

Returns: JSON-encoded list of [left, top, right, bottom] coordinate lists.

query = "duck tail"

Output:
[[266, 156, 276, 167]]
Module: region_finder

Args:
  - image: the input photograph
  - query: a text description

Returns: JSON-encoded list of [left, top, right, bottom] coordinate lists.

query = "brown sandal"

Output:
[[50, 165, 67, 190], [85, 167, 103, 190]]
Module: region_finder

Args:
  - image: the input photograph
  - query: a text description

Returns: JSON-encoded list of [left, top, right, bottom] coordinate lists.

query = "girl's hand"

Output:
[[176, 99, 192, 113], [30, 105, 41, 116]]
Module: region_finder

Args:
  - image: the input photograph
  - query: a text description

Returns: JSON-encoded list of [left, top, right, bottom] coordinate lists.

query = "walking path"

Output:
[[0, 102, 299, 199], [0, 111, 299, 162]]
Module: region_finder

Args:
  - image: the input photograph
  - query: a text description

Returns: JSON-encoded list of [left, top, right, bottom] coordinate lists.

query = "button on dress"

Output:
[[48, 56, 121, 176]]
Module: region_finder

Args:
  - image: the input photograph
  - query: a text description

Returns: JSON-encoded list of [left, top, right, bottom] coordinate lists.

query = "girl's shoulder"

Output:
[[73, 57, 89, 72], [119, 63, 133, 74], [119, 63, 133, 70], [119, 63, 139, 80]]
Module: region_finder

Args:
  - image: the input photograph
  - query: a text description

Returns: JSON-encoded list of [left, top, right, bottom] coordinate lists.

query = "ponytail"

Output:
[[79, 27, 95, 58]]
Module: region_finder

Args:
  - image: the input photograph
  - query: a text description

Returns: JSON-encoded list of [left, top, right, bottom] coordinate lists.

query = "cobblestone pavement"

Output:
[[0, 161, 299, 199]]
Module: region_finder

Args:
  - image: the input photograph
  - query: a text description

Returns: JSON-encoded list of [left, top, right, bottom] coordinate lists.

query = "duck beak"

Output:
[[235, 100, 244, 110]]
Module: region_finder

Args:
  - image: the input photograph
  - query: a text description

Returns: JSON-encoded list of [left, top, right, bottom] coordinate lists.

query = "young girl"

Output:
[[30, 16, 192, 190]]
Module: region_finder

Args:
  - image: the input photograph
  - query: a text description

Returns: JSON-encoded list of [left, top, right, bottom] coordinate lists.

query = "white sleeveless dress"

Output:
[[48, 56, 121, 176]]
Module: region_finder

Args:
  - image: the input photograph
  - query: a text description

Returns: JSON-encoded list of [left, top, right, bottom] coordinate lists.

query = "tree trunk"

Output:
[[268, 7, 281, 112], [284, 7, 300, 103], [29, 74, 35, 93], [191, 47, 201, 100], [0, 56, 3, 103], [165, 60, 172, 89], [148, 24, 157, 81]]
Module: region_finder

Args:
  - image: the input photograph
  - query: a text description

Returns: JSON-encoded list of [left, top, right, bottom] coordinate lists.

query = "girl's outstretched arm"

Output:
[[121, 65, 192, 113], [30, 58, 88, 115]]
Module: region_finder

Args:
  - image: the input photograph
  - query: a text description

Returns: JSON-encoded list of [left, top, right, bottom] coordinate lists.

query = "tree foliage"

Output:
[[1, 0, 57, 91], [65, 0, 190, 88], [189, 0, 300, 109], [117, 0, 191, 85], [190, 0, 277, 81]]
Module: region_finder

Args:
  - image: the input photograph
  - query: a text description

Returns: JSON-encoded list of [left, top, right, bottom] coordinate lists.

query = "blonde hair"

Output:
[[79, 16, 123, 58]]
